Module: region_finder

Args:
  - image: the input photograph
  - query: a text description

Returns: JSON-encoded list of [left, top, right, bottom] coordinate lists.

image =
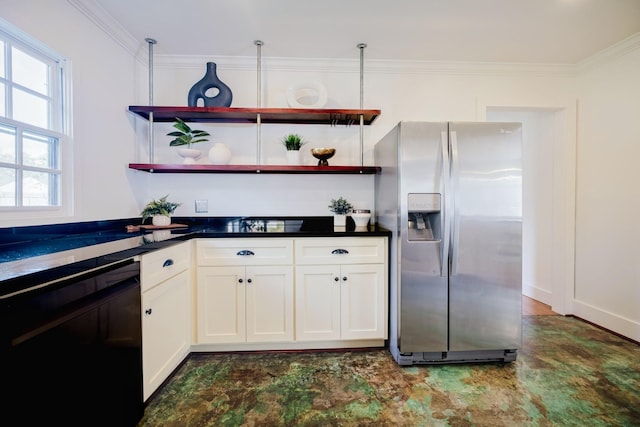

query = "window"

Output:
[[0, 20, 67, 209]]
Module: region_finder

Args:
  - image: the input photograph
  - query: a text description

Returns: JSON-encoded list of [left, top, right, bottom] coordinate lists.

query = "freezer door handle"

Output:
[[440, 131, 450, 277], [450, 130, 460, 276]]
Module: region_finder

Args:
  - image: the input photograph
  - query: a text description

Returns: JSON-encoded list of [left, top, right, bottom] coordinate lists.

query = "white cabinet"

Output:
[[294, 237, 387, 341], [140, 241, 191, 401], [196, 239, 294, 344]]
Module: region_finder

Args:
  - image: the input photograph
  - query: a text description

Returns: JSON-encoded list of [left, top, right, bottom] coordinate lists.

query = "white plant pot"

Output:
[[333, 214, 347, 227], [209, 143, 232, 164], [177, 148, 201, 164], [152, 215, 171, 226], [285, 150, 302, 165]]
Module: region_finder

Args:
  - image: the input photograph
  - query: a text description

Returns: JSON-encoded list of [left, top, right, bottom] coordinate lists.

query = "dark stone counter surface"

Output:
[[0, 216, 390, 298]]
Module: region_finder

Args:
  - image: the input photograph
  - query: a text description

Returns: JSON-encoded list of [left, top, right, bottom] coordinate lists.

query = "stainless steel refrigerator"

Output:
[[374, 121, 522, 365]]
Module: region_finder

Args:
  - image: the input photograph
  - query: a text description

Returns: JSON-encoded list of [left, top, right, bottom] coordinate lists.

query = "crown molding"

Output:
[[576, 32, 640, 73], [67, 0, 140, 56], [365, 59, 572, 77], [154, 54, 573, 78]]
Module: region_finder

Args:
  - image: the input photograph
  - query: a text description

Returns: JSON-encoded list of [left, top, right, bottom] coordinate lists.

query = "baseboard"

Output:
[[572, 300, 640, 342], [190, 339, 386, 353], [522, 284, 552, 305]]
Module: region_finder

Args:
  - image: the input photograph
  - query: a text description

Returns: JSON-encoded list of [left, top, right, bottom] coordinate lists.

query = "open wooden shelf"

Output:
[[129, 163, 381, 174], [128, 106, 380, 126]]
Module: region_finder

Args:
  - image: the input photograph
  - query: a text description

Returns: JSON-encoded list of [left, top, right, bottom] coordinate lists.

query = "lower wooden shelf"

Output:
[[129, 164, 381, 174]]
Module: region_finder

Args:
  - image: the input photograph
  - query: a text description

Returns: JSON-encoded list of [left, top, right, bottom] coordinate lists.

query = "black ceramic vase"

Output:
[[188, 62, 233, 107]]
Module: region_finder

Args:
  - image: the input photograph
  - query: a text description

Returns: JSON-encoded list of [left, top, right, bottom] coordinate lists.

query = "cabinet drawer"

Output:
[[141, 241, 190, 292], [196, 238, 293, 266], [295, 237, 386, 265]]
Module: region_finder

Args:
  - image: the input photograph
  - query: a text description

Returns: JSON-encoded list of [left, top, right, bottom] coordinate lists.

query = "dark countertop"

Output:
[[0, 216, 390, 298]]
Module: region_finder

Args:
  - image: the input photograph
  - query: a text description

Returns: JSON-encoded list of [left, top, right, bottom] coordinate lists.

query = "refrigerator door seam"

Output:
[[440, 130, 450, 278], [450, 130, 461, 276]]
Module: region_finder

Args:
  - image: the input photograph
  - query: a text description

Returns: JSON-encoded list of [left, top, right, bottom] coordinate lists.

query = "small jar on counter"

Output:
[[351, 209, 371, 228]]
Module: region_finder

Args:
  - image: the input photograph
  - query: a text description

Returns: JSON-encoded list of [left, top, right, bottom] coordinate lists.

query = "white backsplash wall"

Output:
[[130, 172, 375, 218]]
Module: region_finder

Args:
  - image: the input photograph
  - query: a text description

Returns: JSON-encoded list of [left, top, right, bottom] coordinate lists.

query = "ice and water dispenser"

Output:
[[407, 193, 441, 241]]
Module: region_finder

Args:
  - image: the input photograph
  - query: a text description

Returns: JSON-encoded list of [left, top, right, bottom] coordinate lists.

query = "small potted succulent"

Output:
[[141, 194, 182, 226], [167, 117, 210, 164], [281, 133, 307, 165], [328, 196, 353, 227]]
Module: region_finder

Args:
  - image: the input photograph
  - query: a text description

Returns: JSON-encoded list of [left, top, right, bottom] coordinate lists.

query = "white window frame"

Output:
[[0, 17, 72, 221]]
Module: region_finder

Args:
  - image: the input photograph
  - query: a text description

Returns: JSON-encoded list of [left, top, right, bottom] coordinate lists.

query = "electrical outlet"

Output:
[[195, 199, 208, 213]]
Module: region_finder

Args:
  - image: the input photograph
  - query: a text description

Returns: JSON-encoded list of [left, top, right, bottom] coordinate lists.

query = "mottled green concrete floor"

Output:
[[138, 316, 640, 426]]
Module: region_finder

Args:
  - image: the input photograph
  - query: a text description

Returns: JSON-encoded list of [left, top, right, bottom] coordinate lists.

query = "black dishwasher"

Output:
[[0, 259, 143, 427]]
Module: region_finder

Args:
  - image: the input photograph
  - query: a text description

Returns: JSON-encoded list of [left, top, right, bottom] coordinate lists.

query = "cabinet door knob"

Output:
[[237, 250, 255, 256], [334, 277, 339, 282], [162, 259, 174, 268], [238, 278, 243, 283], [331, 249, 349, 255], [342, 276, 348, 281], [145, 308, 152, 315], [247, 278, 252, 284]]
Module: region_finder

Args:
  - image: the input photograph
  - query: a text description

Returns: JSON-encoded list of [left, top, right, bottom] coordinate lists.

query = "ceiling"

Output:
[[92, 0, 640, 64]]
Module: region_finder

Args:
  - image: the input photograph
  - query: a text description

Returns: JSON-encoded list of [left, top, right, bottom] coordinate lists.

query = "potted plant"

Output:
[[141, 194, 182, 226], [328, 196, 353, 227], [167, 117, 210, 164], [281, 133, 307, 165]]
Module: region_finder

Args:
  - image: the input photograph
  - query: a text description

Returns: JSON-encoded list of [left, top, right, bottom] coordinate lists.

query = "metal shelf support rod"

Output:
[[255, 40, 264, 165], [145, 37, 157, 163], [357, 43, 367, 167]]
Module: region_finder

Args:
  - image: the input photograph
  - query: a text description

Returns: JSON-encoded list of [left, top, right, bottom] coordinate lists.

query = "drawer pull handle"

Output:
[[162, 259, 174, 268], [237, 250, 255, 256], [331, 248, 349, 255], [145, 308, 152, 315]]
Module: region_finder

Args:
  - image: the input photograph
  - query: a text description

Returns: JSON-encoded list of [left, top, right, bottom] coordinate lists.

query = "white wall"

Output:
[[0, 0, 140, 227], [574, 36, 640, 341]]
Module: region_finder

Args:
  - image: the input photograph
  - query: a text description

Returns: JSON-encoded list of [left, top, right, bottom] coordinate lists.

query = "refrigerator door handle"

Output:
[[450, 130, 460, 276], [440, 131, 450, 277]]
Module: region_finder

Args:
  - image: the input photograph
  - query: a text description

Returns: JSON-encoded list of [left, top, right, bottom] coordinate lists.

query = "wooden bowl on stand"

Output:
[[311, 148, 336, 166]]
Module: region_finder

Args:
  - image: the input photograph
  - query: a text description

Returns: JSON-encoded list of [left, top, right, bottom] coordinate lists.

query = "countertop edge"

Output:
[[0, 225, 390, 297]]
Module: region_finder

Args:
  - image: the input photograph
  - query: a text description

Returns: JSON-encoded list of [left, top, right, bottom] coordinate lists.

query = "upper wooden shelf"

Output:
[[128, 106, 380, 126]]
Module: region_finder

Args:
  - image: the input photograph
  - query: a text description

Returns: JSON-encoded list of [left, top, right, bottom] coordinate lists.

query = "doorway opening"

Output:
[[486, 108, 568, 315]]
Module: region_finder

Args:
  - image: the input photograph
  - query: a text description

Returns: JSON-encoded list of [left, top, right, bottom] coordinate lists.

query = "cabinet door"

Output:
[[295, 265, 341, 341], [197, 266, 246, 344], [142, 270, 190, 401], [340, 263, 386, 340], [245, 266, 294, 342]]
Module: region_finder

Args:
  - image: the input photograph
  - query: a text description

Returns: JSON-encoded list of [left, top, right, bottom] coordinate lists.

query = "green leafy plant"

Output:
[[328, 197, 353, 215], [281, 133, 307, 151], [167, 118, 210, 148], [140, 195, 181, 223]]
